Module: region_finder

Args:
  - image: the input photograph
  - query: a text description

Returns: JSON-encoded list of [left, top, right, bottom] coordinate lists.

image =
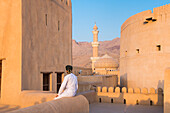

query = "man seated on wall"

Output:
[[54, 65, 78, 100]]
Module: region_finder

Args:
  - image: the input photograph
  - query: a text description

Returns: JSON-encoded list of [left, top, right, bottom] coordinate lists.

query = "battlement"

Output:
[[153, 4, 170, 14], [121, 3, 170, 32], [96, 86, 163, 106], [97, 86, 163, 94]]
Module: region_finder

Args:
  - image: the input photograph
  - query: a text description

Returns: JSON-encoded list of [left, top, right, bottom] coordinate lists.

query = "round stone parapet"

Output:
[[92, 42, 100, 47]]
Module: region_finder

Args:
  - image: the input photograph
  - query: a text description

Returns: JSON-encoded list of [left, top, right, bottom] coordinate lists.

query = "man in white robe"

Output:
[[54, 65, 78, 100]]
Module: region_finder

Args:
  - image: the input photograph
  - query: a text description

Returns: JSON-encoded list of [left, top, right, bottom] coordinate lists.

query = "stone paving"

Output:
[[90, 103, 163, 113]]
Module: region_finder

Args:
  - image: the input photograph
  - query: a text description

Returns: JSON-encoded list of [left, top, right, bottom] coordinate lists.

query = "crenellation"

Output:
[[142, 88, 148, 94], [150, 88, 156, 94], [97, 87, 101, 93], [134, 88, 141, 94], [108, 87, 114, 93], [102, 87, 107, 93], [97, 87, 163, 106], [122, 87, 127, 93], [115, 87, 120, 93], [128, 88, 134, 93]]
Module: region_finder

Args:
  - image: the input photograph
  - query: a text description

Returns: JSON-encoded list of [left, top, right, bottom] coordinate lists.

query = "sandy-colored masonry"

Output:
[[0, 0, 72, 106], [120, 4, 170, 90]]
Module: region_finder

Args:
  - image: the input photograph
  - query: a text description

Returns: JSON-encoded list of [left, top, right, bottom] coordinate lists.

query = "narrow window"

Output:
[[136, 100, 139, 105], [45, 14, 48, 26], [125, 51, 127, 56], [99, 98, 101, 103], [0, 60, 2, 93], [58, 21, 60, 31], [150, 100, 153, 106], [156, 45, 161, 51], [43, 73, 50, 91], [136, 49, 139, 54], [56, 73, 63, 93], [124, 99, 126, 104], [111, 98, 113, 103]]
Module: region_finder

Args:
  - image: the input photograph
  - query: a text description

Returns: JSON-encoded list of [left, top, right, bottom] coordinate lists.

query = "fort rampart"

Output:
[[96, 87, 163, 106], [120, 4, 170, 89]]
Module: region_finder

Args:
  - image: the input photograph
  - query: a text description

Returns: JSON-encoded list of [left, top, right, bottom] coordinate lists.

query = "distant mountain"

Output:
[[72, 37, 120, 68]]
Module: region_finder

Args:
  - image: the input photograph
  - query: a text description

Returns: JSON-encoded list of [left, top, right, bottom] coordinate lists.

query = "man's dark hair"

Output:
[[66, 65, 73, 73]]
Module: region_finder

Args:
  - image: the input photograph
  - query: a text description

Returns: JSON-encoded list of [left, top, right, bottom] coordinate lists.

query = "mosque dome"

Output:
[[94, 54, 118, 68], [93, 24, 98, 31]]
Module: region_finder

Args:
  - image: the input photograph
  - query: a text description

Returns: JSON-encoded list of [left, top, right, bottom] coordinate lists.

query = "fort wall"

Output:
[[96, 86, 163, 106], [0, 0, 22, 105], [164, 68, 170, 113], [73, 66, 92, 76], [22, 0, 72, 90], [0, 0, 72, 105], [10, 95, 89, 113], [120, 4, 170, 89]]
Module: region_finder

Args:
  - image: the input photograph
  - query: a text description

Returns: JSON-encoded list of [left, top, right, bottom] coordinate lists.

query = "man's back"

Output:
[[64, 73, 78, 96]]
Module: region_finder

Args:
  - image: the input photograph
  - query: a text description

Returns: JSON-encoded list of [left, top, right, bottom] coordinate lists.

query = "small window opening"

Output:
[[146, 17, 152, 21], [124, 99, 126, 104], [143, 21, 148, 24], [43, 73, 50, 91], [99, 98, 101, 103], [136, 100, 139, 105], [136, 49, 140, 54], [150, 100, 153, 106], [58, 21, 60, 31], [156, 45, 161, 51], [111, 98, 113, 103], [45, 14, 48, 26], [152, 19, 157, 22], [125, 51, 127, 56]]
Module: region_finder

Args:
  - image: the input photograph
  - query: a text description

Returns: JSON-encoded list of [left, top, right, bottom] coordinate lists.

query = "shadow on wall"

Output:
[[157, 88, 164, 106], [157, 80, 164, 90], [120, 73, 127, 88]]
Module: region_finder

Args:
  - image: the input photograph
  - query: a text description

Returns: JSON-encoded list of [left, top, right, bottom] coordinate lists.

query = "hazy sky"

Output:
[[72, 0, 170, 42]]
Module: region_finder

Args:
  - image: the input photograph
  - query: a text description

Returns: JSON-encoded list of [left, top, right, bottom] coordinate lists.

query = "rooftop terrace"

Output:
[[90, 103, 163, 113]]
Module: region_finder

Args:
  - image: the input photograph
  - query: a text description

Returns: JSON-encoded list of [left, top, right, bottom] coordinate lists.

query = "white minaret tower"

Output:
[[91, 23, 100, 72]]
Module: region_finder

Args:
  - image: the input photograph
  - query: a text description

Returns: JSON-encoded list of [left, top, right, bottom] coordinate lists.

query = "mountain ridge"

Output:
[[72, 37, 120, 68]]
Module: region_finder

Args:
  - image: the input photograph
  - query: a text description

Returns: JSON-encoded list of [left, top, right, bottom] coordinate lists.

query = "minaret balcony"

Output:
[[92, 42, 100, 47]]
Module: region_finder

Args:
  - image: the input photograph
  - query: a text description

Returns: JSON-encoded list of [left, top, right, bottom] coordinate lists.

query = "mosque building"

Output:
[[91, 24, 119, 76]]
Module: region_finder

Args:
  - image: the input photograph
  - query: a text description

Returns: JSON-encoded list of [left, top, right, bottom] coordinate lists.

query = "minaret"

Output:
[[91, 23, 100, 72]]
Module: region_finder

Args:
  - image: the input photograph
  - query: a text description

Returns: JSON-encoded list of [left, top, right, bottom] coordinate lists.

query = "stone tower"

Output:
[[91, 23, 100, 72]]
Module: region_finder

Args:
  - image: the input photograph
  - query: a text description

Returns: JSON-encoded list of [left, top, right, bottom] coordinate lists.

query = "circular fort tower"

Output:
[[120, 4, 170, 90]]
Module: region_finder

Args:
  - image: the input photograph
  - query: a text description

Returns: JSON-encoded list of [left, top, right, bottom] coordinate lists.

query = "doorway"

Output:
[[56, 72, 63, 93]]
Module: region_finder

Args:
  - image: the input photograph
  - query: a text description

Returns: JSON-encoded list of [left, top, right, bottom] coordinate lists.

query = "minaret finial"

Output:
[[93, 22, 98, 30]]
